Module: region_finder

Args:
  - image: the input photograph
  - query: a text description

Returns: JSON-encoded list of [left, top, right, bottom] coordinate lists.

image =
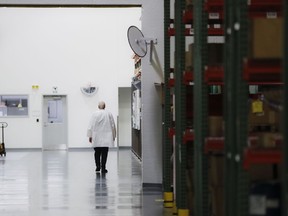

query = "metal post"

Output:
[[224, 0, 239, 215], [175, 0, 188, 213], [193, 0, 209, 216], [163, 0, 174, 208], [224, 0, 249, 215], [236, 1, 249, 216], [282, 0, 288, 215]]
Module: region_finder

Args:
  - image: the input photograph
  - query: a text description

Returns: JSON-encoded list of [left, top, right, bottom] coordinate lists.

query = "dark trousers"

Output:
[[94, 147, 109, 170]]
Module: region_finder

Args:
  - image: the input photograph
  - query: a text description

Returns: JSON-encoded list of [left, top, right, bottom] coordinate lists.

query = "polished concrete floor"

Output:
[[0, 149, 172, 216]]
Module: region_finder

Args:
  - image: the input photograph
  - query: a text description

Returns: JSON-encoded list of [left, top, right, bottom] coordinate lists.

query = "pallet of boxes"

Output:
[[247, 16, 283, 216]]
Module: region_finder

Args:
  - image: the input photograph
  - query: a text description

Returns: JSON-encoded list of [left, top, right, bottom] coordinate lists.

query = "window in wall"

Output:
[[0, 95, 28, 117], [47, 99, 63, 123]]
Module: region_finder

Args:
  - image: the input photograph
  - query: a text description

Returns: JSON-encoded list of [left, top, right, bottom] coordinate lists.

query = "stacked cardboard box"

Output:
[[208, 116, 224, 137], [248, 98, 282, 149], [186, 168, 194, 213], [250, 18, 283, 59], [249, 164, 278, 182], [185, 43, 224, 70], [248, 101, 280, 133], [208, 44, 224, 67], [185, 0, 193, 9], [209, 155, 224, 216], [251, 132, 282, 149]]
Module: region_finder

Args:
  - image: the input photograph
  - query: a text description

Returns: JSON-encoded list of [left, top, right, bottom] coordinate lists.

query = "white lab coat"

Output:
[[87, 110, 116, 148]]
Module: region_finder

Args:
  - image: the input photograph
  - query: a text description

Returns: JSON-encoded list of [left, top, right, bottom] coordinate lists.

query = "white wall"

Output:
[[0, 0, 165, 186], [141, 0, 164, 185], [0, 0, 141, 5], [0, 7, 141, 148]]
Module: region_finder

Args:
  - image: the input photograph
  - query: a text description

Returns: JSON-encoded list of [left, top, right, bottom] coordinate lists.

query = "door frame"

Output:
[[42, 94, 68, 150]]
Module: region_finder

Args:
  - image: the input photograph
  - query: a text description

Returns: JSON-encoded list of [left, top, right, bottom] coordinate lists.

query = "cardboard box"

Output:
[[248, 102, 280, 131], [250, 18, 283, 58], [185, 51, 193, 71], [249, 164, 276, 181], [208, 44, 224, 66], [186, 169, 194, 212], [186, 0, 193, 9], [186, 168, 194, 191], [262, 89, 283, 105], [211, 186, 224, 216], [253, 132, 282, 148], [186, 43, 223, 69], [208, 116, 224, 137], [209, 155, 224, 187]]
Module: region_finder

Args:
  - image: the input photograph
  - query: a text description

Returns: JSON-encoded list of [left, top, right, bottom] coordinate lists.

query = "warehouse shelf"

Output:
[[164, 0, 285, 215], [168, 127, 175, 139], [183, 9, 224, 24], [204, 137, 224, 153], [249, 0, 282, 6], [205, 139, 283, 171], [205, 66, 224, 85], [205, 0, 223, 13], [169, 62, 283, 86], [204, 136, 260, 154], [243, 59, 282, 85], [169, 69, 220, 86], [181, 0, 282, 25], [249, 0, 282, 18], [168, 128, 195, 143], [168, 27, 224, 37], [131, 55, 142, 159], [183, 72, 193, 85], [205, 0, 282, 18], [168, 71, 193, 87], [204, 61, 282, 85], [243, 148, 282, 170], [168, 78, 175, 88], [183, 129, 194, 143]]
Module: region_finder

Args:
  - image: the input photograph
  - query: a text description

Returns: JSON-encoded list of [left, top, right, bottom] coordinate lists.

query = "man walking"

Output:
[[87, 101, 116, 173]]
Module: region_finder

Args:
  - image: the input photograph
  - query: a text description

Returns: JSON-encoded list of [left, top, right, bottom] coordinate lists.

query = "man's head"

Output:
[[98, 101, 106, 110]]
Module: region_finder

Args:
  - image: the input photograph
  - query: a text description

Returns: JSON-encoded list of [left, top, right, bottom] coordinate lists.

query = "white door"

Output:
[[43, 95, 68, 150]]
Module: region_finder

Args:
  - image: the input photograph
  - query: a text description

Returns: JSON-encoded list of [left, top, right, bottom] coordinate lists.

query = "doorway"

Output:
[[118, 87, 132, 147], [42, 95, 68, 150]]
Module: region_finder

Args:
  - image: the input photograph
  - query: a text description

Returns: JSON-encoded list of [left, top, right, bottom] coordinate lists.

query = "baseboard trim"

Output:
[[5, 147, 132, 151], [142, 183, 163, 191], [6, 148, 41, 151], [118, 146, 132, 150]]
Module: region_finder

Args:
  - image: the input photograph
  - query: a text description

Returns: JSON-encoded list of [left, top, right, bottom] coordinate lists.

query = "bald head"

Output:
[[98, 101, 106, 110]]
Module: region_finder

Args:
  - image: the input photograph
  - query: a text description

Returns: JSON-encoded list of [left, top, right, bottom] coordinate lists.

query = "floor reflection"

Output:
[[0, 149, 171, 216]]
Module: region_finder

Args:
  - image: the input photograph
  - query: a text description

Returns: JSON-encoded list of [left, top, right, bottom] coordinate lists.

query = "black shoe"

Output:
[[101, 169, 108, 173], [95, 168, 100, 172]]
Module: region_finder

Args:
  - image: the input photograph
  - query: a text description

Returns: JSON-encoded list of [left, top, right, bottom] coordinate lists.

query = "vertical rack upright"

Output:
[[224, 0, 237, 214], [282, 0, 288, 215], [174, 0, 189, 214], [163, 0, 189, 213], [163, 0, 173, 208], [193, 0, 209, 216], [224, 0, 250, 215]]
